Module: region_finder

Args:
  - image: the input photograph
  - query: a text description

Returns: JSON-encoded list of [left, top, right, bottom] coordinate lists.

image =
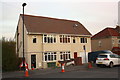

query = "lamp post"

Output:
[[22, 3, 27, 71]]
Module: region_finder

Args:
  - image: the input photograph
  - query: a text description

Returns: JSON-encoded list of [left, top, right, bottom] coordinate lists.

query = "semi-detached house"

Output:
[[15, 14, 92, 69]]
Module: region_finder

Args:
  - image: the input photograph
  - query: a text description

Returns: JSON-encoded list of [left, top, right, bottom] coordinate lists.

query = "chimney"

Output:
[[115, 25, 120, 33]]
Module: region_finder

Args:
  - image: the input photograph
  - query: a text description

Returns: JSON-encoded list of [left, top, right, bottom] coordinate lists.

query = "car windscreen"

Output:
[[98, 55, 107, 58]]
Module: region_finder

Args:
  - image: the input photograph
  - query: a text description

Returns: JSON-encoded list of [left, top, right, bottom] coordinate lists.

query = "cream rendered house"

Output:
[[15, 14, 92, 69]]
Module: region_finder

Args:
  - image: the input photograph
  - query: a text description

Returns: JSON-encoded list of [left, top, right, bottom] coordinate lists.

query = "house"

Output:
[[91, 25, 120, 55], [15, 14, 92, 69]]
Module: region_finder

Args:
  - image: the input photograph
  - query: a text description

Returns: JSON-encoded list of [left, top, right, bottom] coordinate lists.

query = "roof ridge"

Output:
[[20, 14, 79, 23]]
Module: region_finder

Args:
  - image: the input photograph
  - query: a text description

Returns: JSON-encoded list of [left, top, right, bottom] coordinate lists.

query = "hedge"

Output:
[[2, 40, 21, 72]]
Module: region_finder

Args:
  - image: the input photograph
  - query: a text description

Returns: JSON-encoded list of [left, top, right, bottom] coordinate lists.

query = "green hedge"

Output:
[[2, 40, 21, 72]]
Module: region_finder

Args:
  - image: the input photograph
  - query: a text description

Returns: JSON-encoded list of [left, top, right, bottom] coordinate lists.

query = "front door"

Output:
[[74, 52, 77, 58], [31, 55, 36, 68]]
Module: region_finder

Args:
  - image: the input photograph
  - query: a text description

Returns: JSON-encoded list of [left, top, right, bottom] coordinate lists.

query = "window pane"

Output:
[[65, 37, 67, 43], [60, 38, 62, 43], [51, 37, 53, 43], [86, 38, 87, 43], [69, 54, 71, 59], [54, 52, 56, 54], [51, 55, 53, 60], [44, 34, 47, 36], [60, 55, 63, 59], [54, 55, 56, 60], [54, 37, 56, 43], [80, 38, 82, 43], [45, 55, 47, 61], [83, 38, 85, 43], [63, 37, 65, 43], [33, 38, 36, 43], [44, 37, 47, 43], [68, 38, 70, 43], [66, 54, 68, 59], [48, 55, 50, 61], [73, 39, 75, 43], [48, 37, 50, 43]]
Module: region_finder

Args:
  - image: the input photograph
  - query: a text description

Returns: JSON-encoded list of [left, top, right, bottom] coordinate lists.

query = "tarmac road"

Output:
[[2, 64, 120, 79]]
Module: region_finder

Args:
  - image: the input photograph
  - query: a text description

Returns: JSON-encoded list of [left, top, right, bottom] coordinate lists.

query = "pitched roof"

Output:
[[92, 27, 120, 39], [20, 14, 91, 35]]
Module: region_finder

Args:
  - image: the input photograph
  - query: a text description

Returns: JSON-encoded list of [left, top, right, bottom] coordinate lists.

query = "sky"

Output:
[[0, 0, 119, 39]]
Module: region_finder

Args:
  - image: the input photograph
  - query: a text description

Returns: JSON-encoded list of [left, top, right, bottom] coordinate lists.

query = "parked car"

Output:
[[88, 50, 113, 63], [96, 53, 120, 68]]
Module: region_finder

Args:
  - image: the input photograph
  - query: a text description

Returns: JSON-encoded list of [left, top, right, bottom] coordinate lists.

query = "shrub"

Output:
[[2, 39, 21, 72]]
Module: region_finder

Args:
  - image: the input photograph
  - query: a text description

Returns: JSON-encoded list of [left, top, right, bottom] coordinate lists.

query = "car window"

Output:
[[110, 54, 119, 58], [110, 55, 115, 58], [98, 55, 107, 58], [114, 54, 119, 58]]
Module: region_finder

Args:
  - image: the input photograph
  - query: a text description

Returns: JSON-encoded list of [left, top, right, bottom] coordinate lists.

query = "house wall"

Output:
[[26, 34, 91, 69], [91, 37, 112, 51], [91, 37, 119, 52], [16, 16, 28, 57]]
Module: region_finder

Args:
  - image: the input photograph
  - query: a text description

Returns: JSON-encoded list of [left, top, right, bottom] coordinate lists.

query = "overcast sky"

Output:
[[0, 0, 119, 39]]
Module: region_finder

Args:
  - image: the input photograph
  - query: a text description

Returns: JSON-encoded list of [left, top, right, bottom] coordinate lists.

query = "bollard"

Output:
[[88, 62, 92, 68], [25, 68, 29, 77], [61, 63, 65, 72]]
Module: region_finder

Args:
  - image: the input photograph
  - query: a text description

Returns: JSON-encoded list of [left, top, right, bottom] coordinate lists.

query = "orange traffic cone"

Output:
[[32, 64, 34, 70], [25, 68, 29, 77], [61, 63, 65, 72], [88, 62, 92, 68]]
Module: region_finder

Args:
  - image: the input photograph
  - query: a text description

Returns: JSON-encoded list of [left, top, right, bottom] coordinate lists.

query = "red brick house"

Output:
[[91, 25, 120, 55]]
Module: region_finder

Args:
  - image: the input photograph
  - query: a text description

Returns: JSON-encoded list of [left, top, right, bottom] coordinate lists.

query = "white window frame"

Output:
[[60, 51, 71, 61], [43, 34, 56, 43], [44, 52, 57, 62]]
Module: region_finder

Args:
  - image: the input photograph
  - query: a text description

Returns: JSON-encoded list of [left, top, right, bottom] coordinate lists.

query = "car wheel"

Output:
[[96, 64, 100, 67], [109, 62, 113, 68]]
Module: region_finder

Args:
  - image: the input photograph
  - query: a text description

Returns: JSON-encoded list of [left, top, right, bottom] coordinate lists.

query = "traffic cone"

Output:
[[25, 68, 29, 77], [31, 64, 34, 70], [61, 63, 65, 72], [88, 62, 92, 68]]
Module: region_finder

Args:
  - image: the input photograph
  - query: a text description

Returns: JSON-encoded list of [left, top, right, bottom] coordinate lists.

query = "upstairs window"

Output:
[[118, 40, 120, 44], [60, 35, 71, 43], [80, 37, 87, 43], [73, 37, 76, 43], [33, 38, 36, 43], [98, 41, 102, 47], [43, 34, 56, 43]]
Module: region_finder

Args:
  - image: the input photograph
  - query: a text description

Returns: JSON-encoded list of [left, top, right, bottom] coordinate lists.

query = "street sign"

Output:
[[19, 61, 28, 67], [83, 45, 86, 50]]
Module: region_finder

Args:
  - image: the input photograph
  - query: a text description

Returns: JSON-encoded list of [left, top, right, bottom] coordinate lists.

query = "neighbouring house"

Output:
[[91, 25, 120, 55], [15, 14, 92, 69]]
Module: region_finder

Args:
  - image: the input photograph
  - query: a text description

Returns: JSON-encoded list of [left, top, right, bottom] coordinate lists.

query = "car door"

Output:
[[110, 54, 117, 65], [114, 54, 120, 65]]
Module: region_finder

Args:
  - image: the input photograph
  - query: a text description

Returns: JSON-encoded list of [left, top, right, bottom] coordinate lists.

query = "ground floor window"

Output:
[[60, 51, 71, 60], [44, 52, 56, 61]]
